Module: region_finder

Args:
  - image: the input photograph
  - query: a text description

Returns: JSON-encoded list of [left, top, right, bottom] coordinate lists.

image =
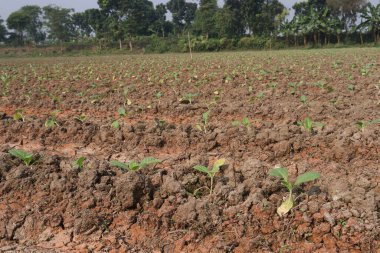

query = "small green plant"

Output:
[[196, 110, 210, 133], [73, 156, 86, 170], [45, 111, 60, 128], [232, 117, 251, 130], [300, 95, 307, 104], [297, 117, 324, 132], [268, 167, 320, 217], [193, 158, 225, 194], [180, 93, 197, 104], [110, 157, 161, 172], [13, 109, 25, 122], [9, 149, 33, 166], [347, 84, 355, 91], [118, 107, 126, 117], [111, 120, 120, 129], [74, 115, 87, 123], [356, 118, 380, 130]]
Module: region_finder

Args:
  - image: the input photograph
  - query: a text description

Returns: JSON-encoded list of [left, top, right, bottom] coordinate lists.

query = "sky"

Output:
[[0, 0, 377, 21]]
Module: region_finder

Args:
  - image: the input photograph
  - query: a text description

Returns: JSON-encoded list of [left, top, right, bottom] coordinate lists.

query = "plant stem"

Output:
[[210, 176, 214, 194]]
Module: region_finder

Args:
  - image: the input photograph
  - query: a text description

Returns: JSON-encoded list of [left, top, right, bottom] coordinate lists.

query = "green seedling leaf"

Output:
[[242, 117, 250, 127], [73, 157, 86, 169], [13, 109, 24, 122], [74, 115, 86, 123], [212, 158, 225, 173], [118, 107, 126, 117], [111, 120, 120, 129], [202, 110, 209, 123], [140, 157, 161, 168], [300, 95, 307, 103], [232, 121, 241, 126], [110, 160, 129, 170], [193, 165, 209, 174], [45, 118, 58, 128], [268, 167, 288, 181], [128, 161, 140, 171], [370, 118, 380, 124], [277, 196, 294, 217], [294, 171, 320, 186], [9, 149, 33, 166], [303, 117, 313, 132]]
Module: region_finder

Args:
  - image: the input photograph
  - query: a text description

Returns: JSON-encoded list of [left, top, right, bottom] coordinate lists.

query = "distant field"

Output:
[[0, 48, 379, 252]]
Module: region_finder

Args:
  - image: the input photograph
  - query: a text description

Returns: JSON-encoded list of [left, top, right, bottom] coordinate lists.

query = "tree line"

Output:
[[0, 0, 379, 51]]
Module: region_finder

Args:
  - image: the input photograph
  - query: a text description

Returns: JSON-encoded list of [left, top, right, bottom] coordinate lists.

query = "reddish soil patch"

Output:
[[0, 49, 379, 252]]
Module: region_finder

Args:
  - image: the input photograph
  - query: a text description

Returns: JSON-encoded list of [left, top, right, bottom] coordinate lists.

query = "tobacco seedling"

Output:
[[232, 117, 251, 130], [193, 158, 225, 194], [45, 111, 60, 128], [13, 109, 25, 122], [74, 115, 86, 123], [110, 157, 161, 172], [9, 149, 33, 166], [356, 118, 380, 130], [180, 93, 197, 104], [73, 156, 86, 170], [300, 95, 307, 104], [196, 110, 210, 133], [297, 117, 324, 132], [118, 107, 126, 117], [111, 120, 120, 129], [268, 167, 320, 217]]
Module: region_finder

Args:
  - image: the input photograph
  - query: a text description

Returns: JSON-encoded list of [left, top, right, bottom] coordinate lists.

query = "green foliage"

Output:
[[110, 157, 161, 172], [232, 117, 251, 130], [196, 110, 210, 133], [13, 109, 25, 122], [297, 117, 324, 132], [356, 118, 380, 130], [74, 115, 87, 123], [193, 158, 225, 194], [73, 156, 86, 169], [9, 148, 33, 166], [268, 167, 320, 216], [111, 120, 120, 129], [180, 93, 197, 104], [118, 106, 126, 117]]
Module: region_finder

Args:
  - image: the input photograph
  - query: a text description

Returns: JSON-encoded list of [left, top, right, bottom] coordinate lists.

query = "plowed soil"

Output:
[[0, 48, 379, 252]]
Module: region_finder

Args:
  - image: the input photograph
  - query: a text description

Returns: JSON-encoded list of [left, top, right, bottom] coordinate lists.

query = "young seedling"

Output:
[[45, 111, 60, 128], [111, 120, 120, 129], [232, 117, 251, 130], [73, 156, 86, 170], [118, 107, 126, 117], [300, 95, 307, 104], [110, 157, 161, 172], [268, 167, 320, 217], [297, 117, 324, 132], [196, 110, 210, 133], [74, 115, 87, 123], [193, 158, 225, 194], [13, 109, 25, 122], [356, 118, 380, 130], [9, 149, 33, 166], [180, 93, 197, 104]]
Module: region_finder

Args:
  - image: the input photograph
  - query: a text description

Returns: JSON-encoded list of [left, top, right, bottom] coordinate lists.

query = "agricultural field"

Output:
[[0, 48, 379, 252]]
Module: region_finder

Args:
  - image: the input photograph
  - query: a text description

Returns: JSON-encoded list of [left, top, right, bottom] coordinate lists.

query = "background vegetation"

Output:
[[0, 0, 379, 53]]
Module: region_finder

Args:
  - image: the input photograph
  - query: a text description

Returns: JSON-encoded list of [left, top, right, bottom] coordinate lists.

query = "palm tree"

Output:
[[358, 3, 380, 44]]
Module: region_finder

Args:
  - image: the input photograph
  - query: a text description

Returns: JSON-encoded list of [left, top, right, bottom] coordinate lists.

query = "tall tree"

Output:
[[327, 0, 368, 29], [0, 18, 7, 42], [43, 5, 75, 43], [193, 0, 219, 38], [215, 0, 245, 38], [72, 12, 93, 39], [358, 3, 380, 43], [166, 0, 187, 34], [6, 6, 43, 45]]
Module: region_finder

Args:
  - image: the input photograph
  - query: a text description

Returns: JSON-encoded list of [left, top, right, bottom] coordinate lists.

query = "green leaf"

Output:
[[294, 172, 320, 186], [45, 118, 57, 128], [193, 165, 209, 174], [110, 160, 129, 170], [268, 167, 288, 181], [242, 117, 250, 126], [140, 157, 161, 168], [9, 149, 33, 166], [111, 120, 120, 129], [303, 117, 313, 132], [118, 107, 126, 117], [128, 161, 140, 171], [370, 118, 380, 124], [212, 158, 225, 173], [202, 111, 209, 123], [73, 156, 86, 169], [232, 120, 241, 126]]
